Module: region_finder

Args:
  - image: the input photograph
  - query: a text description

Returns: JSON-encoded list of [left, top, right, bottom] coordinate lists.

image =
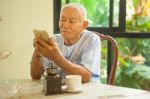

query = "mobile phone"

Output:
[[33, 29, 49, 42]]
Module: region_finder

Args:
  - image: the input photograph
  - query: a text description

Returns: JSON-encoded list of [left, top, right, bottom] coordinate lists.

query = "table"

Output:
[[0, 79, 150, 99]]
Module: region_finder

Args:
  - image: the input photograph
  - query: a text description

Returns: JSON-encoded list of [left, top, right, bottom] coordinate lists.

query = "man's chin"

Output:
[[61, 31, 70, 36], [61, 34, 71, 40]]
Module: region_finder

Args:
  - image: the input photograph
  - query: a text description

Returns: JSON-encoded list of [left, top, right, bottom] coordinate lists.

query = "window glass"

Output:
[[126, 0, 150, 32], [113, 0, 119, 27]]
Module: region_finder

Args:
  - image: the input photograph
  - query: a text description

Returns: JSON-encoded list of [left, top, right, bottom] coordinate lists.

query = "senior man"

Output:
[[31, 3, 101, 83]]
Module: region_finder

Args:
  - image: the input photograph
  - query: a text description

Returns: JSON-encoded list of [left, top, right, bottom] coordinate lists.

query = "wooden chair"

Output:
[[94, 32, 118, 85]]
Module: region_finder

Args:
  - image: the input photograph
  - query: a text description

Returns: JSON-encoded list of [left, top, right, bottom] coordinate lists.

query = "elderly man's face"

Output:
[[59, 7, 87, 42]]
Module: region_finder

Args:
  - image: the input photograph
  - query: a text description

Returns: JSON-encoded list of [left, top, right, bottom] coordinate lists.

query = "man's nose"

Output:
[[62, 20, 70, 28]]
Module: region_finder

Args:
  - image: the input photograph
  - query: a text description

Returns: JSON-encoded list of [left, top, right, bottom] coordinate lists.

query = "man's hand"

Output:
[[31, 42, 44, 79], [34, 37, 63, 62]]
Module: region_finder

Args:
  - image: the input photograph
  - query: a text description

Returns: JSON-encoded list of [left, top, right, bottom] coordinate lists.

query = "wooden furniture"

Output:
[[95, 32, 118, 85], [1, 79, 150, 99]]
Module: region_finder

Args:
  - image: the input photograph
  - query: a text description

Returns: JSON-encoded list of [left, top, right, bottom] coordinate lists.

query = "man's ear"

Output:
[[82, 21, 88, 30]]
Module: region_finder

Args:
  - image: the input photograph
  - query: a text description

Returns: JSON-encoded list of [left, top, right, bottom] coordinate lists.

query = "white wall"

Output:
[[0, 0, 53, 79]]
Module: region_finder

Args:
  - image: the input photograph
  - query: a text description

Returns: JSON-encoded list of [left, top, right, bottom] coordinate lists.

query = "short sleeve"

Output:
[[80, 34, 101, 82]]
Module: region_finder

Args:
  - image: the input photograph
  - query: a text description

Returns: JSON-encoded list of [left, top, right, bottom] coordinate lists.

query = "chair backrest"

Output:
[[94, 32, 118, 85]]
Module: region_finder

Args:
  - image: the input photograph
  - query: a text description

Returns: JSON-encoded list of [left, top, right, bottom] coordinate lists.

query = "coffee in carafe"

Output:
[[42, 61, 62, 95]]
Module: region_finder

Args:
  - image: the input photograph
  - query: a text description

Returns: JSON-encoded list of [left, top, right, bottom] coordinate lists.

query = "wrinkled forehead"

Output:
[[60, 6, 84, 21]]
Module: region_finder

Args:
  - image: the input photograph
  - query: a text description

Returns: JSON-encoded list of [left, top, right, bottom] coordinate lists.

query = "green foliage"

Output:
[[100, 41, 107, 83], [117, 38, 150, 66], [126, 16, 150, 32], [132, 0, 140, 7], [115, 63, 150, 90], [100, 59, 107, 84], [142, 39, 150, 65], [126, 0, 150, 32]]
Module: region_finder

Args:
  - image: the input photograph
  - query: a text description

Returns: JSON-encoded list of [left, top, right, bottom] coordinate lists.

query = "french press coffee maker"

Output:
[[42, 61, 62, 95]]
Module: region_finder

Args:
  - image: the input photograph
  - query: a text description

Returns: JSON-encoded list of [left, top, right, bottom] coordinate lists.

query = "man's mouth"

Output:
[[61, 29, 69, 33]]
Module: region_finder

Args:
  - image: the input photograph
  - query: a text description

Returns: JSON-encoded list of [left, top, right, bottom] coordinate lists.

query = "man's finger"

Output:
[[47, 37, 56, 46], [33, 38, 37, 48], [36, 38, 50, 48], [35, 42, 45, 52]]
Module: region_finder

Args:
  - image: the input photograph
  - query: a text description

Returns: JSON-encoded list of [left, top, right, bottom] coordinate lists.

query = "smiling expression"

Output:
[[59, 6, 88, 45]]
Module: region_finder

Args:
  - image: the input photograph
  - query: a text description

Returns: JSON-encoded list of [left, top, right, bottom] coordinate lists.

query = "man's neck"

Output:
[[64, 34, 81, 45]]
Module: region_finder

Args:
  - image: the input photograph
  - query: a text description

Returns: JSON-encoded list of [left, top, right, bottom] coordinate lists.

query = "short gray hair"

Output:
[[61, 3, 87, 21]]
